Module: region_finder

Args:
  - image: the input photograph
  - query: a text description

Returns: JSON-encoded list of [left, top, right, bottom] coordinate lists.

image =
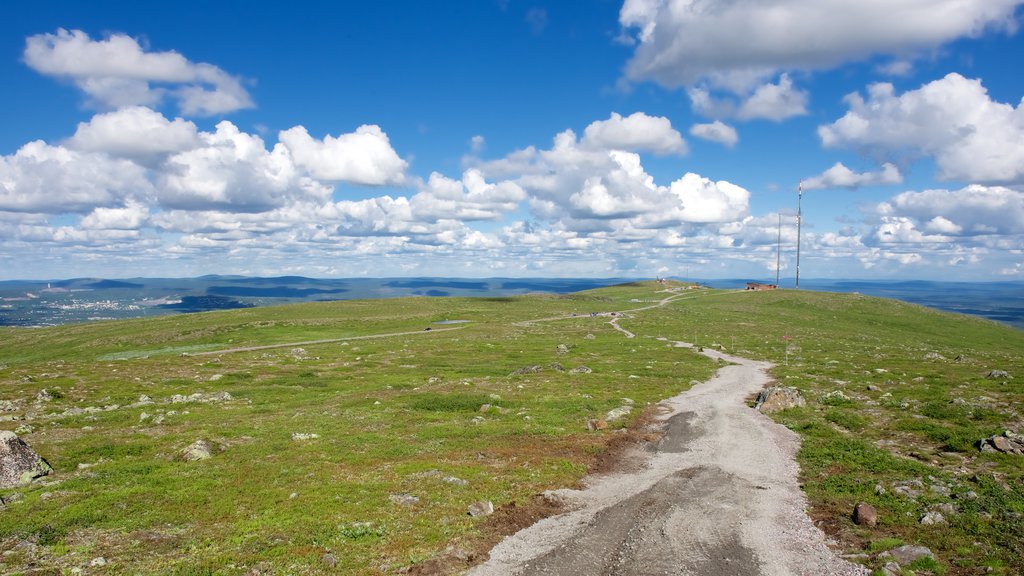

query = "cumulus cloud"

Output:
[[79, 199, 150, 230], [878, 185, 1024, 235], [803, 162, 902, 190], [619, 0, 1022, 90], [736, 74, 808, 121], [0, 140, 151, 213], [473, 122, 749, 232], [819, 73, 1024, 184], [689, 121, 738, 147], [581, 112, 687, 155], [68, 106, 199, 159], [157, 121, 332, 212], [24, 28, 253, 115], [279, 125, 408, 185]]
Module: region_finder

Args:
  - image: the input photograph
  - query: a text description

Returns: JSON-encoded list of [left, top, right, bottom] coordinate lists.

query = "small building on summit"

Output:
[[746, 282, 777, 291]]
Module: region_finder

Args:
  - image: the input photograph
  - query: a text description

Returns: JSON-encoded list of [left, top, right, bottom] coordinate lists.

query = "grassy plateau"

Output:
[[0, 281, 1022, 575]]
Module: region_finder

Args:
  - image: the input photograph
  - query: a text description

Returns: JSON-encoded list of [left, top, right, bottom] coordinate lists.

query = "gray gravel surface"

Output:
[[469, 341, 868, 576]]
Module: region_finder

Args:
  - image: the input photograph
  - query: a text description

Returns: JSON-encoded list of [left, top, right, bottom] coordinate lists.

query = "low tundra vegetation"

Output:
[[1, 282, 1021, 574]]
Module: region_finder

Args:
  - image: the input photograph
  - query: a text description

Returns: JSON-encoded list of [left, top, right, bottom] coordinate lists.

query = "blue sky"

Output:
[[2, 0, 1023, 282]]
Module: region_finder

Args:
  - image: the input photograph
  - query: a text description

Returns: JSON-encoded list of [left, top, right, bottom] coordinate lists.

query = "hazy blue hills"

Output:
[[1, 276, 1022, 330]]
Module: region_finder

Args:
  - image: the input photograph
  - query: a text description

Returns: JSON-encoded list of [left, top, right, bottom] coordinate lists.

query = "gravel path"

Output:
[[469, 339, 868, 576]]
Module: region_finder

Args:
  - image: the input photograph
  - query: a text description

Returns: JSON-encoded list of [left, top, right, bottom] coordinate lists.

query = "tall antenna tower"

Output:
[[796, 181, 803, 289], [775, 212, 781, 286]]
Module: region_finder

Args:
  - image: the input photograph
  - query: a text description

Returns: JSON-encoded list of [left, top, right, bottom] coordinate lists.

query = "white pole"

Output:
[[796, 181, 803, 289]]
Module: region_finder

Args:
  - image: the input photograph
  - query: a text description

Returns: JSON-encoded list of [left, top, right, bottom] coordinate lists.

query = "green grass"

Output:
[[1, 282, 1021, 574]]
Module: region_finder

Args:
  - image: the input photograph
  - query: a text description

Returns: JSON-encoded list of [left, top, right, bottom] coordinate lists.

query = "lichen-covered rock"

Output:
[[754, 387, 806, 413], [510, 365, 543, 376], [467, 500, 493, 517], [0, 431, 52, 487], [180, 439, 213, 462], [978, 431, 1024, 455], [986, 370, 1011, 379], [881, 544, 933, 565]]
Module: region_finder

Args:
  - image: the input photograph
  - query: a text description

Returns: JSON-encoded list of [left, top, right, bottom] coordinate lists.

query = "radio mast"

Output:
[[796, 181, 803, 289]]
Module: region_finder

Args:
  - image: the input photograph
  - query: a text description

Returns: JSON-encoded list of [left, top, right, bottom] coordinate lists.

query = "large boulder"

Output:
[[754, 387, 806, 413], [0, 431, 52, 488]]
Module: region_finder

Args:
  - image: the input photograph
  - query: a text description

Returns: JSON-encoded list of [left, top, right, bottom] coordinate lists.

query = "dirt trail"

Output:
[[185, 326, 465, 356], [470, 314, 867, 575]]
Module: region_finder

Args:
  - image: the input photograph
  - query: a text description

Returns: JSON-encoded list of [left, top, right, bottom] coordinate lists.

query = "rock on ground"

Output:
[[180, 439, 214, 462], [881, 545, 933, 565], [754, 386, 806, 413], [978, 431, 1024, 455], [0, 431, 52, 488], [853, 502, 877, 526]]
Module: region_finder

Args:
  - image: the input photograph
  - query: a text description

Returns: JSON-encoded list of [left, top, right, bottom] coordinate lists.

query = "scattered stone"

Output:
[[754, 387, 806, 413], [924, 352, 946, 361], [874, 484, 885, 496], [605, 405, 632, 422], [471, 416, 485, 425], [139, 412, 151, 422], [931, 502, 957, 516], [36, 389, 53, 402], [823, 390, 851, 403], [893, 479, 924, 499], [322, 553, 338, 567], [209, 374, 223, 381], [584, 333, 595, 340], [549, 362, 566, 372], [882, 545, 934, 565], [208, 391, 233, 402], [389, 493, 419, 506], [587, 419, 608, 431], [867, 384, 881, 392], [0, 431, 52, 488], [479, 404, 492, 413], [90, 557, 107, 567], [569, 366, 592, 374], [291, 348, 307, 358], [978, 431, 1024, 455], [291, 432, 320, 441], [467, 500, 493, 517], [555, 344, 570, 355], [919, 511, 946, 525], [853, 502, 878, 526], [180, 439, 213, 462], [986, 370, 1011, 379], [880, 562, 901, 576], [954, 354, 968, 363], [14, 424, 34, 435], [510, 365, 543, 376], [442, 476, 469, 487]]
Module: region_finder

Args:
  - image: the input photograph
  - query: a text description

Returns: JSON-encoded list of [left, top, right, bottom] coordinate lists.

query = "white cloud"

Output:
[[668, 173, 750, 223], [157, 121, 331, 212], [619, 0, 1022, 90], [473, 123, 749, 231], [279, 125, 408, 185], [819, 73, 1024, 184], [736, 74, 808, 121], [689, 121, 738, 148], [80, 200, 149, 230], [68, 106, 199, 159], [0, 140, 151, 213], [581, 112, 687, 155], [878, 184, 1024, 235], [803, 162, 902, 190], [24, 28, 253, 115], [877, 59, 914, 76]]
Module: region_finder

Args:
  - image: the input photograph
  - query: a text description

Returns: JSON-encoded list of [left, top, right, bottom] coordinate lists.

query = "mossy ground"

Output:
[[1, 282, 1022, 575]]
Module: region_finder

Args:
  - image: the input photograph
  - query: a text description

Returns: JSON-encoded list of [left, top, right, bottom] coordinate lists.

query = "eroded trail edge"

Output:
[[471, 314, 867, 575]]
